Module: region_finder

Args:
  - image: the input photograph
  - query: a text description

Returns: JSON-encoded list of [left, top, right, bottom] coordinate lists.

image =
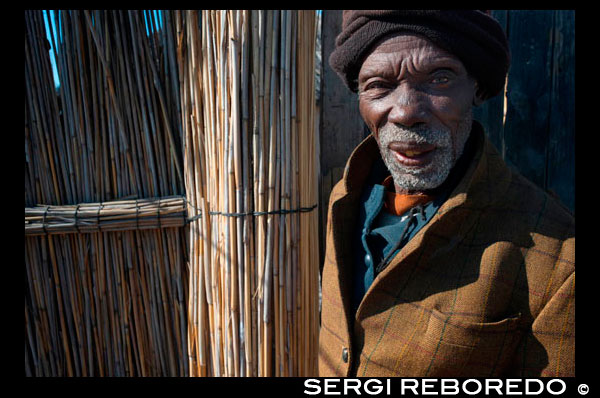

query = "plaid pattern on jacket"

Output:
[[318, 122, 575, 377]]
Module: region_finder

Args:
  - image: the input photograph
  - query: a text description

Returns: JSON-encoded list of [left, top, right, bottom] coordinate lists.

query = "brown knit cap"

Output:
[[329, 10, 510, 100]]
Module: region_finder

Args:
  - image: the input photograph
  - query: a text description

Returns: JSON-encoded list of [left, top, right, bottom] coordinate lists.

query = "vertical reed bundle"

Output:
[[25, 10, 188, 376], [179, 10, 319, 377]]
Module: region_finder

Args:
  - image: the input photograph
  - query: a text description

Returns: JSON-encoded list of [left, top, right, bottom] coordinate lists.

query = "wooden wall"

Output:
[[317, 10, 575, 263]]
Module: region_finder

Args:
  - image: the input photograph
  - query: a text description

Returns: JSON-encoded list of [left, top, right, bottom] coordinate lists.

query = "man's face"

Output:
[[358, 33, 480, 194]]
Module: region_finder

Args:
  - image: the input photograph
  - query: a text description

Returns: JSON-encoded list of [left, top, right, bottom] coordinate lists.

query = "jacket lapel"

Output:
[[363, 122, 514, 306]]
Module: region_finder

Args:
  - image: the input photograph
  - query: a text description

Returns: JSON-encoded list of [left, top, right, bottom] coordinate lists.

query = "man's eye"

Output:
[[431, 76, 450, 84], [364, 81, 392, 92], [430, 70, 455, 85]]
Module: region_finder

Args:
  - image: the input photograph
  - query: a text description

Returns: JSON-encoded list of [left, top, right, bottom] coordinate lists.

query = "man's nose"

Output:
[[387, 86, 428, 128]]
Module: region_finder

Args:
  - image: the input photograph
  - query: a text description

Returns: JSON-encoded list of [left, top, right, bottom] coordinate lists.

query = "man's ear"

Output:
[[473, 82, 486, 107]]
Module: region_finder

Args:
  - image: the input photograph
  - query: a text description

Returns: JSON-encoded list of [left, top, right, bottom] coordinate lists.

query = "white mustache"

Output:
[[378, 124, 451, 148]]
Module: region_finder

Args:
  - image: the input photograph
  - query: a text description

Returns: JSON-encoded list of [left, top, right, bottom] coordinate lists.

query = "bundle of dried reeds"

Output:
[[25, 9, 320, 378], [25, 10, 188, 376], [179, 10, 320, 377], [25, 196, 186, 236]]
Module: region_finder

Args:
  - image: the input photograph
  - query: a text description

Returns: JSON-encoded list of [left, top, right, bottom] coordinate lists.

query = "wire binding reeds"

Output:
[[25, 196, 187, 235], [179, 10, 319, 377], [25, 10, 188, 376]]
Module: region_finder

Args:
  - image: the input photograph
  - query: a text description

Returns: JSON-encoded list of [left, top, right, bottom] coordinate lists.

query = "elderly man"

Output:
[[318, 11, 574, 377]]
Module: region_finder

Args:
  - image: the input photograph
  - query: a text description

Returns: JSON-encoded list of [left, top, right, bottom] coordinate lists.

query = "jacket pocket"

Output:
[[420, 309, 523, 377]]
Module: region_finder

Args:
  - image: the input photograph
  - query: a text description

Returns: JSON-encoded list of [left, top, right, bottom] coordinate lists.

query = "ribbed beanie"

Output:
[[329, 10, 510, 99]]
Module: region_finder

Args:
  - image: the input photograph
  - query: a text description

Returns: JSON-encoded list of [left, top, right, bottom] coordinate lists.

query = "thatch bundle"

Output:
[[179, 10, 320, 377], [25, 196, 187, 235], [25, 9, 320, 377], [25, 9, 189, 376]]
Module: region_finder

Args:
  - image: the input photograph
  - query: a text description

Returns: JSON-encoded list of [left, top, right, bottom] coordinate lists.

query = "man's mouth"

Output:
[[388, 142, 436, 167]]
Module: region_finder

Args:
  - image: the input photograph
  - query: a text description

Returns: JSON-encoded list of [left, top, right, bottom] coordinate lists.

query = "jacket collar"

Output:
[[326, 120, 515, 352], [338, 121, 515, 291], [342, 132, 381, 195]]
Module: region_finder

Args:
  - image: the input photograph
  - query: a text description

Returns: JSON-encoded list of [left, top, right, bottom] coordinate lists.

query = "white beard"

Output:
[[377, 112, 472, 192]]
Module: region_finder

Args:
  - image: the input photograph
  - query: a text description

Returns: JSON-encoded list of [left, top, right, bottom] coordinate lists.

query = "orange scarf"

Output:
[[382, 176, 434, 216]]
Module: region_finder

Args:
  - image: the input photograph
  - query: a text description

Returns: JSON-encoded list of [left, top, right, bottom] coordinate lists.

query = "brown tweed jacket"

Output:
[[318, 122, 575, 377]]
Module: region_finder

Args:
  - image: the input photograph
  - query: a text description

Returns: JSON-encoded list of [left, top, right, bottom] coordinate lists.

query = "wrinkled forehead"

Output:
[[366, 32, 460, 61], [359, 32, 467, 77]]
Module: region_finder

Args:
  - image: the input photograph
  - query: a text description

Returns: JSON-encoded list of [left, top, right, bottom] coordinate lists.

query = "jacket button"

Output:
[[342, 347, 349, 363]]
